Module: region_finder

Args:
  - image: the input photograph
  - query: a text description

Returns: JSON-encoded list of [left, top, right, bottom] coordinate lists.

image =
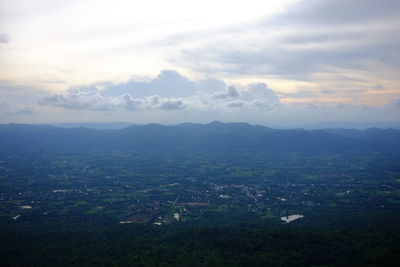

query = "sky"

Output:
[[0, 0, 400, 128]]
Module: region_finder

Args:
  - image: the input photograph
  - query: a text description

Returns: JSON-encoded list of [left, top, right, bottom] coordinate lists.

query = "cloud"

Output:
[[176, 0, 400, 80], [281, 88, 356, 99], [282, 90, 317, 98], [320, 89, 335, 95], [0, 81, 48, 104], [121, 95, 143, 111], [373, 84, 385, 90], [213, 86, 239, 99], [0, 33, 9, 43], [182, 31, 400, 78], [194, 78, 226, 93], [390, 98, 400, 109], [227, 101, 244, 108], [0, 81, 45, 119], [0, 100, 35, 117], [242, 83, 280, 104], [101, 70, 198, 98], [160, 99, 185, 110], [38, 70, 281, 113], [272, 0, 400, 26], [15, 108, 35, 115], [9, 69, 400, 127], [39, 87, 118, 111], [38, 71, 198, 111], [38, 87, 181, 112]]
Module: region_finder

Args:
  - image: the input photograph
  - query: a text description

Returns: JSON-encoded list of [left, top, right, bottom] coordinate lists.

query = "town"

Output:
[[1, 150, 399, 226]]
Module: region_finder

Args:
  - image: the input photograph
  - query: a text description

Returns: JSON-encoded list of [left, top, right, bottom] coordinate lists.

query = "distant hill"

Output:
[[50, 122, 132, 129], [0, 122, 399, 154]]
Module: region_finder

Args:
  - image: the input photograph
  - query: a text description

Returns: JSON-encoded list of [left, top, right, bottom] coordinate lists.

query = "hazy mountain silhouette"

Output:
[[1, 122, 399, 154]]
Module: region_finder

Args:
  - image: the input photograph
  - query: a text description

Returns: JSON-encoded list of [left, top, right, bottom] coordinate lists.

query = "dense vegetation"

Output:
[[2, 223, 400, 266], [1, 122, 400, 266]]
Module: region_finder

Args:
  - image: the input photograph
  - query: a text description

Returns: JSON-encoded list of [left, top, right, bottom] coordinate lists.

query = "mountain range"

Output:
[[1, 121, 399, 154]]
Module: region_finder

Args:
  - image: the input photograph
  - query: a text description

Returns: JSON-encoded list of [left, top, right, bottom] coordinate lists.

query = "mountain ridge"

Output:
[[0, 122, 399, 154]]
